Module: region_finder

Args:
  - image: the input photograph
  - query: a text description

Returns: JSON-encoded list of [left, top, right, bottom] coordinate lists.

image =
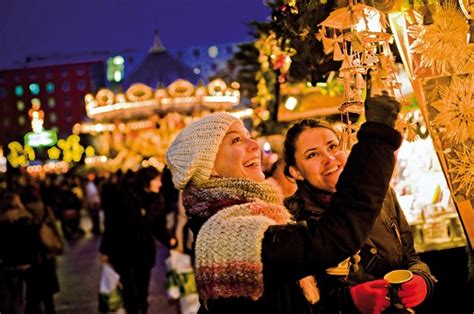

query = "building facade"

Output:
[[0, 61, 105, 144]]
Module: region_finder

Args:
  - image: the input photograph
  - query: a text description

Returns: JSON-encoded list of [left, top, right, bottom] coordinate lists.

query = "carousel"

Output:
[[73, 35, 246, 172]]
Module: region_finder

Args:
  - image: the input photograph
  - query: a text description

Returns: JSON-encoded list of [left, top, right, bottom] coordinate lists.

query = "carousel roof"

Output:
[[122, 32, 200, 89]]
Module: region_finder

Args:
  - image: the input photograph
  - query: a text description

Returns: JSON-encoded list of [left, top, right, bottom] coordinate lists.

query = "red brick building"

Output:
[[0, 61, 105, 145]]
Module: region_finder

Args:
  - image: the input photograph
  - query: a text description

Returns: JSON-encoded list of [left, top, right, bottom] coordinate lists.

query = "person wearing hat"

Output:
[[165, 94, 402, 314]]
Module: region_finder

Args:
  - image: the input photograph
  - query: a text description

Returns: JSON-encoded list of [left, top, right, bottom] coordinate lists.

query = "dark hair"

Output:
[[137, 167, 161, 191], [283, 118, 336, 178]]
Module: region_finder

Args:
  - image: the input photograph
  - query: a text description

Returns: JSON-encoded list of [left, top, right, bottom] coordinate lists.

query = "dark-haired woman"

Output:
[[100, 167, 174, 314], [283, 111, 436, 314]]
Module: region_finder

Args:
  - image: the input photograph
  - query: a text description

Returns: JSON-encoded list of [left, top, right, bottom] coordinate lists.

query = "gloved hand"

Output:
[[398, 274, 428, 308], [364, 92, 401, 128], [350, 279, 390, 314]]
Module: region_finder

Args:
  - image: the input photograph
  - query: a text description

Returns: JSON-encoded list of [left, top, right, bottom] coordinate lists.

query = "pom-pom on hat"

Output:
[[166, 112, 240, 189]]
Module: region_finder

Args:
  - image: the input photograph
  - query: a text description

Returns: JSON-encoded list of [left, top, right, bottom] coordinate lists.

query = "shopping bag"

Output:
[[164, 250, 197, 298], [98, 263, 123, 312], [39, 223, 64, 254]]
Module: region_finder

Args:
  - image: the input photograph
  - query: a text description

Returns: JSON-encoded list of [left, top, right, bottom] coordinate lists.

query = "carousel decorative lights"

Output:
[[77, 78, 242, 172], [84, 78, 240, 120]]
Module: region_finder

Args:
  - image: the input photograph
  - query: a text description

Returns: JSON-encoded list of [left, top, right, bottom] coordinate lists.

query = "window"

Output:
[[208, 46, 218, 58], [29, 83, 40, 95], [46, 82, 55, 94], [77, 80, 86, 91], [18, 116, 26, 126], [61, 70, 69, 78], [49, 112, 57, 123], [45, 71, 53, 79], [62, 81, 71, 92], [106, 56, 125, 83], [15, 85, 24, 97], [17, 100, 25, 111], [0, 88, 7, 98], [76, 66, 85, 76], [193, 48, 200, 58], [48, 97, 56, 108]]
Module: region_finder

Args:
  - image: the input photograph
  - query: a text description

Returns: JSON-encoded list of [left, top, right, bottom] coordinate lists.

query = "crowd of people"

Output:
[[0, 93, 450, 313]]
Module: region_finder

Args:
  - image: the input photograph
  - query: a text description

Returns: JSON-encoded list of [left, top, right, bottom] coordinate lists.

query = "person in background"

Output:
[[283, 108, 436, 314], [83, 172, 102, 236], [165, 93, 402, 314], [20, 179, 62, 314], [266, 159, 297, 198], [99, 167, 175, 314], [0, 192, 40, 314], [56, 176, 83, 240]]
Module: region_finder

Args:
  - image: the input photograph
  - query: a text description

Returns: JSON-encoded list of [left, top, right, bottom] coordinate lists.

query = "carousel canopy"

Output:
[[122, 32, 200, 89]]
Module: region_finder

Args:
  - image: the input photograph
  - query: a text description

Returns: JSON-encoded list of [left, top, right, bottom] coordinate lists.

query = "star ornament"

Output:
[[432, 75, 474, 144], [408, 3, 474, 75], [447, 144, 474, 198]]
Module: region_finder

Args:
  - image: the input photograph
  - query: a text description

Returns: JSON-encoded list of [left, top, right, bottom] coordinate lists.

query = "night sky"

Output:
[[0, 0, 270, 70]]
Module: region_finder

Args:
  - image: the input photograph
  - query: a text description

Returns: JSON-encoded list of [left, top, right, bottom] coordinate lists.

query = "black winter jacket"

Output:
[[99, 188, 170, 270], [190, 122, 403, 314], [285, 177, 437, 313]]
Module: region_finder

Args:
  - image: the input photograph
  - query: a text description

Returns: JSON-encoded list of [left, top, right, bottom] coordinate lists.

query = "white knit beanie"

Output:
[[166, 112, 240, 189]]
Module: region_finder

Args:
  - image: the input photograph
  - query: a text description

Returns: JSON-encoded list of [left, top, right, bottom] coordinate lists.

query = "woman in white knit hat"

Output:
[[165, 94, 402, 314]]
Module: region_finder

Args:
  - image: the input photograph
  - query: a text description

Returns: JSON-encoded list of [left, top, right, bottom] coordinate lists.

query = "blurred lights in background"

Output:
[[284, 96, 298, 111]]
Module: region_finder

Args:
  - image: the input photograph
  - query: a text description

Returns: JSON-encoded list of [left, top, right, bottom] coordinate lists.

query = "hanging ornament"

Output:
[[431, 75, 474, 145], [446, 144, 474, 198], [318, 1, 401, 115], [408, 1, 474, 75]]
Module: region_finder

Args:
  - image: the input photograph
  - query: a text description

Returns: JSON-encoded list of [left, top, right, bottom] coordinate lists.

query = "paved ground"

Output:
[[53, 215, 180, 314]]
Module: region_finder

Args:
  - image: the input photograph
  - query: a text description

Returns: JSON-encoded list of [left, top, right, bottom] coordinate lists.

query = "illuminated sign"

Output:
[[24, 130, 58, 147]]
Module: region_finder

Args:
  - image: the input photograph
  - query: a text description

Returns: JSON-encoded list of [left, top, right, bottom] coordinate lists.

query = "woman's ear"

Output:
[[289, 166, 304, 181]]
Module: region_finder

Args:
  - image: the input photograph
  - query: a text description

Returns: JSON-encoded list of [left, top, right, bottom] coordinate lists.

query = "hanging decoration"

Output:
[[317, 0, 407, 148], [446, 144, 474, 197], [408, 2, 474, 76], [431, 75, 474, 144], [317, 2, 401, 111]]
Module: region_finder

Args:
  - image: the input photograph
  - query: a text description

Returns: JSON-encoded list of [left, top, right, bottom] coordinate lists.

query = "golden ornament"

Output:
[[431, 75, 474, 144], [408, 3, 474, 75], [446, 143, 474, 198]]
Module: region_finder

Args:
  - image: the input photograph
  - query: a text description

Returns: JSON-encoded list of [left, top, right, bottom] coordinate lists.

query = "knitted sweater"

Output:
[[183, 178, 318, 303]]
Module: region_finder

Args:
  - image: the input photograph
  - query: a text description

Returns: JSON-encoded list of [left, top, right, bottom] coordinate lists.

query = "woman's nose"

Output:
[[247, 138, 260, 151], [322, 152, 336, 163]]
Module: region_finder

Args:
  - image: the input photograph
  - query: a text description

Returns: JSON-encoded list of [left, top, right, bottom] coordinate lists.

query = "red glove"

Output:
[[350, 279, 390, 314], [398, 274, 428, 308]]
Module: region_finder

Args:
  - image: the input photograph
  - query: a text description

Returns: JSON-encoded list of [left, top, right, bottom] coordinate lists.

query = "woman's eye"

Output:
[[306, 152, 319, 159], [329, 143, 338, 151], [231, 137, 241, 144]]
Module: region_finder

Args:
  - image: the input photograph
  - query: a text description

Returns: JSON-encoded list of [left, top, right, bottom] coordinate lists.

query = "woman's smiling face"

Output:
[[211, 121, 265, 182], [289, 127, 347, 193]]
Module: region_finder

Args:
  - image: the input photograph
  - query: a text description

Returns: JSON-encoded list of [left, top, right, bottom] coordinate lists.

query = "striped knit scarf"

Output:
[[184, 177, 319, 303]]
